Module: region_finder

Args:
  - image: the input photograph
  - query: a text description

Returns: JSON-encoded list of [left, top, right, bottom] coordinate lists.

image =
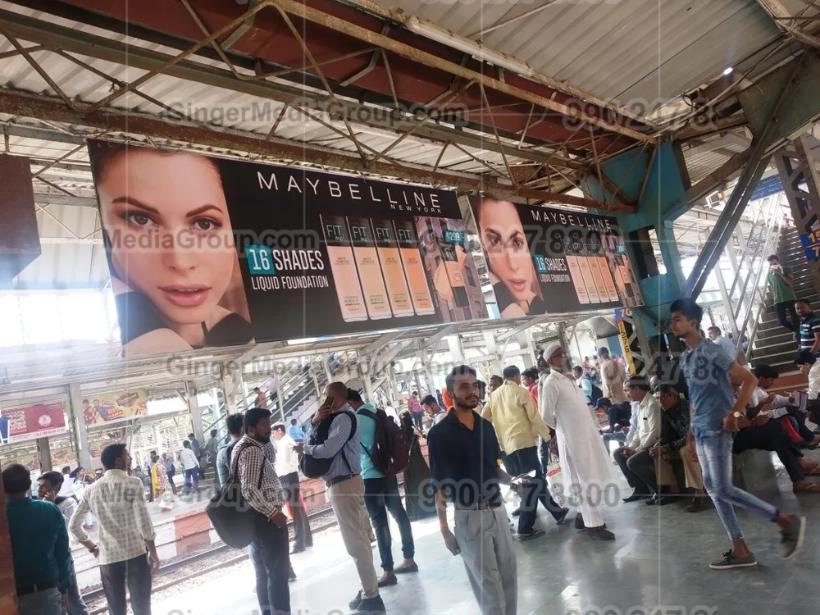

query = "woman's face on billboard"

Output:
[[97, 150, 235, 327], [478, 199, 536, 303]]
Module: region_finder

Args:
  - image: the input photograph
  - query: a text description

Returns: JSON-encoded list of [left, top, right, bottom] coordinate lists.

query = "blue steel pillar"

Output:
[[580, 139, 689, 373]]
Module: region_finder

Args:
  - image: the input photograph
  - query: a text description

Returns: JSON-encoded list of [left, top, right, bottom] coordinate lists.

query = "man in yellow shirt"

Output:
[[483, 365, 569, 539]]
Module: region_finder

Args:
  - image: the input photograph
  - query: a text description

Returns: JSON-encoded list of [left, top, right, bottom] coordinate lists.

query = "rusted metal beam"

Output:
[[0, 7, 582, 170], [347, 0, 656, 129], [673, 114, 748, 141], [271, 0, 653, 143], [0, 89, 631, 212], [686, 150, 751, 203]]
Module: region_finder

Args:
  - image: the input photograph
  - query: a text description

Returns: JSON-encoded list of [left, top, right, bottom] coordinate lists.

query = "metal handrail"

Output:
[[727, 197, 765, 300], [734, 197, 783, 353]]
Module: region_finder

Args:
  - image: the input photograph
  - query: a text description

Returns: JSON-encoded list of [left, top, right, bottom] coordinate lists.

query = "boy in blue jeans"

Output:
[[669, 298, 805, 569]]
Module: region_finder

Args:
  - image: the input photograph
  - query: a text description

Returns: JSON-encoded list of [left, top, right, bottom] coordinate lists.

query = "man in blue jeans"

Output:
[[347, 388, 418, 588], [669, 298, 806, 569]]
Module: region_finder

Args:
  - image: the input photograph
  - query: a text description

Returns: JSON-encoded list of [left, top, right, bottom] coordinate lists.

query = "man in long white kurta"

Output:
[[539, 342, 616, 540]]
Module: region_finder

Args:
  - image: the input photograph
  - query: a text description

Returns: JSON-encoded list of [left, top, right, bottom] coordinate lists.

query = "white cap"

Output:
[[542, 342, 564, 362]]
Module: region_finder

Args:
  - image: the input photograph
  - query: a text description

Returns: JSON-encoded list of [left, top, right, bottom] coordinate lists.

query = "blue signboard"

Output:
[[800, 231, 820, 261], [750, 175, 783, 202]]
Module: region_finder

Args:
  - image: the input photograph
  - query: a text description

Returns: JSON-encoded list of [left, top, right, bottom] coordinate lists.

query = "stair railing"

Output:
[[731, 196, 785, 359]]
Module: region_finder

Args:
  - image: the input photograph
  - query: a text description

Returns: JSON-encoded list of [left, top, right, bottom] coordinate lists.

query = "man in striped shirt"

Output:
[[796, 299, 820, 357], [232, 407, 290, 615]]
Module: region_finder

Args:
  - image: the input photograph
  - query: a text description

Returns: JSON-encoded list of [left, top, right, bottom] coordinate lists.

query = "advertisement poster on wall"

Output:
[[0, 402, 67, 443], [468, 195, 644, 317], [87, 141, 487, 357], [82, 389, 149, 426]]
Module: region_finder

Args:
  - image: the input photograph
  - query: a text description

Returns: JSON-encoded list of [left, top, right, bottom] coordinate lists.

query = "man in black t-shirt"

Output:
[[429, 365, 518, 615]]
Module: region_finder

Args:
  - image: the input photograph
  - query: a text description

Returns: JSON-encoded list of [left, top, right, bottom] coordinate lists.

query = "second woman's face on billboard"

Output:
[[98, 151, 235, 327], [479, 199, 536, 303]]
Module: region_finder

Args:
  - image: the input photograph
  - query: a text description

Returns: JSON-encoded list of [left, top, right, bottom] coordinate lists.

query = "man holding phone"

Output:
[[301, 382, 385, 614], [233, 407, 291, 615]]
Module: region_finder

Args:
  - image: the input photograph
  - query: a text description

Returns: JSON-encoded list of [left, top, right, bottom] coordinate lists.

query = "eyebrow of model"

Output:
[[111, 198, 223, 218], [112, 196, 160, 214]]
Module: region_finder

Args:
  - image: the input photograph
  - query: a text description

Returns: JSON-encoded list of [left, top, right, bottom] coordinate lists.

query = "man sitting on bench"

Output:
[[734, 372, 820, 494], [654, 386, 709, 512], [752, 364, 820, 449]]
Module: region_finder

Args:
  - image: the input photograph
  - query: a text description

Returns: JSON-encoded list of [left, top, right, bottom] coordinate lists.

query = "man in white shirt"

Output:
[[272, 423, 313, 553], [796, 350, 820, 428], [58, 466, 76, 499], [69, 444, 158, 615], [179, 440, 200, 495], [612, 380, 665, 503], [796, 350, 820, 401], [707, 326, 737, 362]]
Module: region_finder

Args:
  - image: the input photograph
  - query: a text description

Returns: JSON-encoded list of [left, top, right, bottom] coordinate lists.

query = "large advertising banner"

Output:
[[468, 195, 643, 317], [87, 141, 487, 357], [83, 390, 149, 426], [0, 402, 67, 443]]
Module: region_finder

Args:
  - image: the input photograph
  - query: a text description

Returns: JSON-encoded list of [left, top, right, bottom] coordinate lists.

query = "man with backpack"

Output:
[[232, 407, 291, 615], [299, 382, 385, 614], [347, 389, 418, 589]]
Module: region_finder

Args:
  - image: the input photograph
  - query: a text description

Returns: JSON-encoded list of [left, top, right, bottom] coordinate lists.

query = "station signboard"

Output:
[[86, 141, 486, 357], [468, 195, 643, 317], [0, 402, 67, 443]]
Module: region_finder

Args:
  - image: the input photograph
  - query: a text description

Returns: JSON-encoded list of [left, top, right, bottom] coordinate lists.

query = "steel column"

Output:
[[774, 132, 820, 295]]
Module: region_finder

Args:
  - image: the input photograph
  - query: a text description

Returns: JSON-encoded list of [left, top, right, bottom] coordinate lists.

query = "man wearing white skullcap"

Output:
[[539, 342, 617, 540]]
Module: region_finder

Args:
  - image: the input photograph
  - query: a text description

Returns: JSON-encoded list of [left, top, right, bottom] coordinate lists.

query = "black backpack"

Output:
[[299, 410, 357, 479], [357, 407, 409, 476], [206, 441, 264, 548]]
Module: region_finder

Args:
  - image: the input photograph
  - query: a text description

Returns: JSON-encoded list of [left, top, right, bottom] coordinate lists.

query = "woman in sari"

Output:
[[151, 451, 175, 511]]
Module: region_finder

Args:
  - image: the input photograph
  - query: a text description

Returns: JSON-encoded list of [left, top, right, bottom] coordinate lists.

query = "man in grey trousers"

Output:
[[428, 365, 518, 615]]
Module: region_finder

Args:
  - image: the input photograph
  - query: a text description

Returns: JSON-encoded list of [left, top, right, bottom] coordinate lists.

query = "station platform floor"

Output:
[[144, 459, 820, 615]]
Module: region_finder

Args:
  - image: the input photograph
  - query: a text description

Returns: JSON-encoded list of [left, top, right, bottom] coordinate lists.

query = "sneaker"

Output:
[[709, 550, 757, 570], [377, 572, 397, 587], [356, 594, 386, 614], [685, 497, 710, 513], [349, 591, 364, 610], [586, 526, 615, 541], [393, 562, 418, 574], [781, 514, 806, 560], [623, 490, 650, 503], [554, 507, 570, 524], [515, 528, 546, 541]]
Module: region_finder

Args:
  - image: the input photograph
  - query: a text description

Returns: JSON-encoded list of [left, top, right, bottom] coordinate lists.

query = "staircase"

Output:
[[751, 226, 820, 372]]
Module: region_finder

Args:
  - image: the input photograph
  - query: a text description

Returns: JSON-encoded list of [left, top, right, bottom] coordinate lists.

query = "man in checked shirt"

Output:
[[232, 407, 291, 615]]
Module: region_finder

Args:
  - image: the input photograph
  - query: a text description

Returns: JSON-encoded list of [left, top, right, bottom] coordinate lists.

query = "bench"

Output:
[[732, 449, 779, 493], [601, 430, 626, 454]]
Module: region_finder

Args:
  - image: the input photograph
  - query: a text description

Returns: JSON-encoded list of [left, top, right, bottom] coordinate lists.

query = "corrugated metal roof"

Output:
[[380, 0, 782, 109]]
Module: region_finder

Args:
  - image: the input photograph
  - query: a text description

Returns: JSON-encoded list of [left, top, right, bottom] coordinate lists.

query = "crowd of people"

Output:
[[5, 294, 820, 615]]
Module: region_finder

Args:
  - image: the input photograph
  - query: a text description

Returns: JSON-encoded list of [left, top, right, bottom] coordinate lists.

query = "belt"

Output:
[[326, 474, 356, 487], [17, 581, 57, 596], [455, 501, 501, 511]]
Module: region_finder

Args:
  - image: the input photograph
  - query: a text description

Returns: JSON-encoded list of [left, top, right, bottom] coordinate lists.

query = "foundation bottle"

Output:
[[320, 214, 367, 322], [438, 222, 469, 308], [393, 220, 435, 315], [371, 219, 415, 317], [347, 216, 392, 320]]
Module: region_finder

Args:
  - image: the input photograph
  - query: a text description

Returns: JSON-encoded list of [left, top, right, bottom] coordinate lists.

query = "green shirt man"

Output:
[[767, 255, 798, 333]]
